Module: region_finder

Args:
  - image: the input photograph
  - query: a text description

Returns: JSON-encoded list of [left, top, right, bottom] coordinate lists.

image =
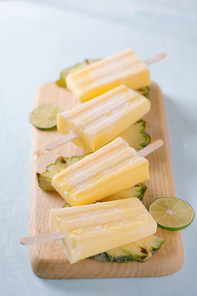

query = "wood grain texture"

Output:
[[29, 82, 184, 279]]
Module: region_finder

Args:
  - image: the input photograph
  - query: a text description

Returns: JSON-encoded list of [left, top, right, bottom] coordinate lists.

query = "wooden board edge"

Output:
[[29, 240, 184, 278]]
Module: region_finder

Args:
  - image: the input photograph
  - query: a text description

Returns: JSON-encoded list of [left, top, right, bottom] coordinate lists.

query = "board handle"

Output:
[[46, 131, 77, 151]]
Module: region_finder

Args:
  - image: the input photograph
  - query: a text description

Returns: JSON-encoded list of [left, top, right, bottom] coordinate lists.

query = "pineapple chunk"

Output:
[[100, 183, 147, 202], [119, 120, 150, 151], [91, 235, 165, 263]]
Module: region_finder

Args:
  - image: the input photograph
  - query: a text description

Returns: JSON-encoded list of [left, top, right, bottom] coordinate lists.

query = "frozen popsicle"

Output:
[[52, 137, 150, 206], [66, 48, 150, 102], [46, 85, 151, 152], [49, 198, 157, 264]]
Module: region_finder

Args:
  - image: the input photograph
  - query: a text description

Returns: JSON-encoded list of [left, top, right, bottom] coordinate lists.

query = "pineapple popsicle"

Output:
[[49, 198, 157, 264], [66, 48, 150, 102], [52, 137, 150, 206], [58, 85, 151, 152]]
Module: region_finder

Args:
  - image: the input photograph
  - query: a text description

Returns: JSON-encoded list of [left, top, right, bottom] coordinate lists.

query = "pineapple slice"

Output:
[[90, 235, 165, 263], [100, 183, 147, 202], [119, 120, 150, 151]]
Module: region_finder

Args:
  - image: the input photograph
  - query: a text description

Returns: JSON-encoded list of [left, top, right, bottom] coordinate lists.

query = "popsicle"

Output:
[[52, 137, 150, 206], [66, 48, 150, 102], [46, 85, 151, 152], [49, 198, 157, 264]]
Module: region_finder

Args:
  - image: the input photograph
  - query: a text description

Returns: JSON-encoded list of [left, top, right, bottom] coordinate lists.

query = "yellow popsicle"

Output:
[[49, 198, 157, 264], [66, 48, 150, 102], [52, 137, 149, 206], [58, 85, 150, 152]]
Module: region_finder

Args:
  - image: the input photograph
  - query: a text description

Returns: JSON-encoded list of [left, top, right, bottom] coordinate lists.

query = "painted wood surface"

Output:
[[29, 82, 183, 279]]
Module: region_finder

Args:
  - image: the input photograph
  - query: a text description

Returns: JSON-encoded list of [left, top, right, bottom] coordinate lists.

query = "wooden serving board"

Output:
[[30, 82, 183, 278]]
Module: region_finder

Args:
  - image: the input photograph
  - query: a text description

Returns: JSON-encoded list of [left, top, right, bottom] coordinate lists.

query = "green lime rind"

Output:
[[31, 125, 57, 131], [149, 197, 195, 231], [29, 103, 63, 130]]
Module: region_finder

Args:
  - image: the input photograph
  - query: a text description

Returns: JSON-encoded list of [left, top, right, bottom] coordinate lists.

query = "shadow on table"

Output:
[[163, 94, 197, 200]]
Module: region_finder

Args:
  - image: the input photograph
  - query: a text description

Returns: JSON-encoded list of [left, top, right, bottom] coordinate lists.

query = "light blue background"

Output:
[[0, 1, 197, 295]]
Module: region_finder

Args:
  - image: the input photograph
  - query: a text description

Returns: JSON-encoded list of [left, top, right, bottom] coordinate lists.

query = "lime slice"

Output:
[[149, 197, 195, 231], [29, 103, 63, 130]]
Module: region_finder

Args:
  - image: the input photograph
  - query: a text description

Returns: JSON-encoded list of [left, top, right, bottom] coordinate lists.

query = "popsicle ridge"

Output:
[[73, 95, 145, 130], [61, 149, 136, 192], [52, 138, 149, 206], [67, 48, 134, 83], [90, 62, 147, 88], [58, 85, 150, 152], [73, 55, 144, 87], [54, 136, 129, 182], [66, 48, 150, 102], [52, 197, 142, 221]]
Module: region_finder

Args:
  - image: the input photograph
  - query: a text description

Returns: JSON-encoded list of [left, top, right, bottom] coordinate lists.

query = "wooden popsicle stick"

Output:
[[144, 53, 166, 65], [138, 140, 163, 157], [20, 232, 63, 245], [21, 139, 163, 246], [46, 131, 76, 151]]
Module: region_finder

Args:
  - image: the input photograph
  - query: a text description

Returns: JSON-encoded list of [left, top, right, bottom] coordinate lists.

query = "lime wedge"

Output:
[[29, 103, 63, 130], [149, 197, 195, 231]]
